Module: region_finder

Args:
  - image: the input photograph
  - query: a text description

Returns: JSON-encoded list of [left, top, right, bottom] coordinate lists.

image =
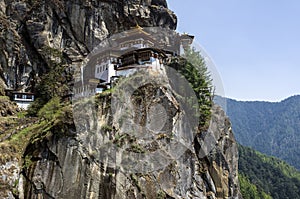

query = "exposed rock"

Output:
[[0, 159, 22, 199], [0, 0, 177, 92], [0, 0, 242, 198], [17, 85, 240, 199], [199, 105, 240, 198], [151, 0, 168, 7], [0, 77, 6, 95], [0, 96, 19, 117]]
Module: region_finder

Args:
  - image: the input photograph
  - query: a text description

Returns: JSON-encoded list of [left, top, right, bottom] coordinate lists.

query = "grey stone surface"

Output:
[[0, 0, 242, 198]]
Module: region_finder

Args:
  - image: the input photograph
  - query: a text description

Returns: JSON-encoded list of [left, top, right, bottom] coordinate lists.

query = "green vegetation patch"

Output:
[[239, 174, 272, 199], [0, 97, 73, 163], [239, 145, 300, 199], [221, 95, 300, 170], [167, 48, 213, 130]]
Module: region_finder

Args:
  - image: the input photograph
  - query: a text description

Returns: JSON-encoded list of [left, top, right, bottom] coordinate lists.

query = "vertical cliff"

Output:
[[0, 0, 242, 198], [0, 0, 176, 92], [19, 94, 240, 199]]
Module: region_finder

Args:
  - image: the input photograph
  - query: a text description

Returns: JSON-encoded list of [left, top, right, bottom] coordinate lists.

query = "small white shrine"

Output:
[[9, 91, 35, 110]]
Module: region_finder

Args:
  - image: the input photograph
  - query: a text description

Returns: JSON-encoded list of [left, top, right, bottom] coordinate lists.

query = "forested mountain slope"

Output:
[[239, 145, 300, 199], [215, 95, 300, 170]]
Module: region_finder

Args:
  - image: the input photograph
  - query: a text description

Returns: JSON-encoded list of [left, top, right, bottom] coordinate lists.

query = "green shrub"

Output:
[[26, 98, 46, 117], [37, 97, 62, 121], [168, 47, 213, 130]]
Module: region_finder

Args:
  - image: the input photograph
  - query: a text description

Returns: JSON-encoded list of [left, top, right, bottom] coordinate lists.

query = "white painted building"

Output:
[[10, 92, 35, 110], [73, 27, 195, 97], [94, 55, 117, 84]]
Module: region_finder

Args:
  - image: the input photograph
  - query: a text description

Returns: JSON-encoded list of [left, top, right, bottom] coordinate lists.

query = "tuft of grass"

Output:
[[101, 124, 113, 132], [8, 120, 48, 156], [129, 143, 145, 153], [157, 190, 166, 199], [130, 174, 142, 192]]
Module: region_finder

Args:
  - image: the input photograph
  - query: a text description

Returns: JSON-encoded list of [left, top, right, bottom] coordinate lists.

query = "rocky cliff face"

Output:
[[0, 0, 176, 92], [1, 97, 241, 198], [0, 0, 241, 198], [20, 97, 240, 199]]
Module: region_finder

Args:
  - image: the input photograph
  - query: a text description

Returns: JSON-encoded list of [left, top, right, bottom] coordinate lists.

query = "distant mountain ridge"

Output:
[[215, 95, 300, 170]]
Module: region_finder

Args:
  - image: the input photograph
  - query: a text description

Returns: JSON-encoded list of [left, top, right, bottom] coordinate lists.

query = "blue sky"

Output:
[[168, 0, 300, 101]]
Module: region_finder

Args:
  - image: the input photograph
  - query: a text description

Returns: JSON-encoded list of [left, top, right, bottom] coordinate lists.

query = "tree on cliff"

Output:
[[168, 47, 213, 130]]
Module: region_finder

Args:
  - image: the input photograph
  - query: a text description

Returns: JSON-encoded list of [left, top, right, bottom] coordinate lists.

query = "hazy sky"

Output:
[[168, 0, 300, 102]]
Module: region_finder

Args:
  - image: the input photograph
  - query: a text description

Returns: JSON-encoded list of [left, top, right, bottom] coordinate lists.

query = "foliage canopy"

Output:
[[239, 145, 300, 199], [168, 47, 213, 129]]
